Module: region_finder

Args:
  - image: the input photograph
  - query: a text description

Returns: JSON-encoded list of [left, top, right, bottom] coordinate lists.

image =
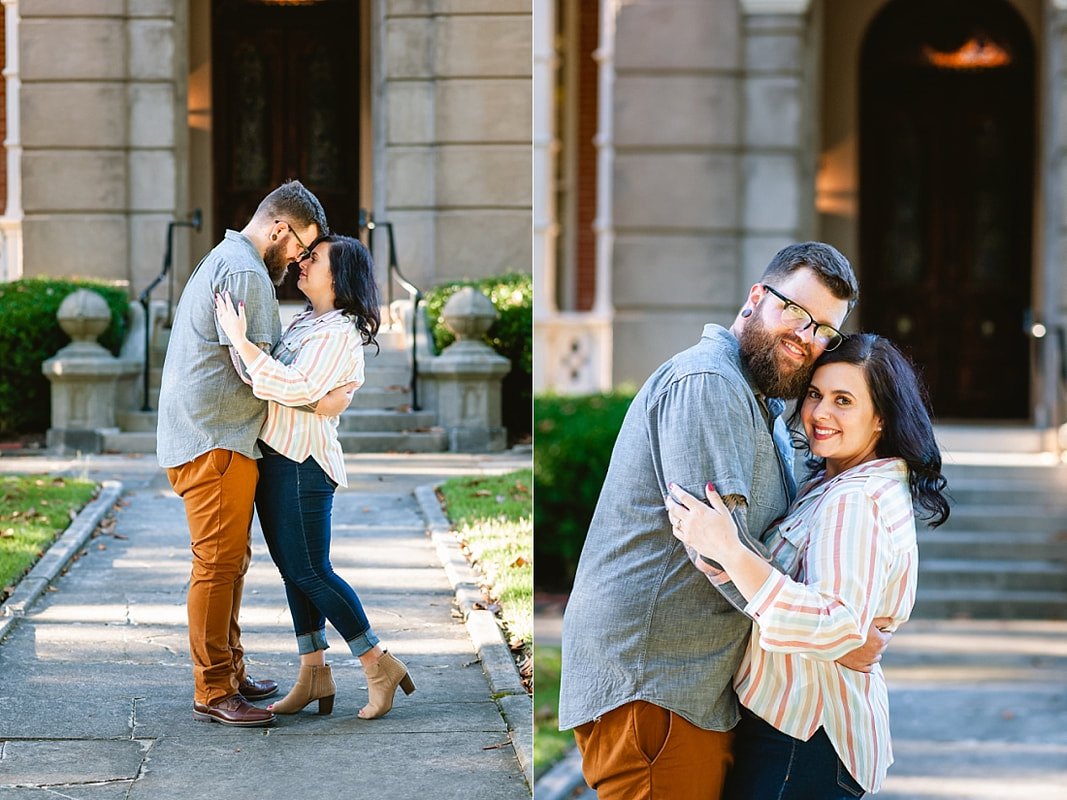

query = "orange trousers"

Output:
[[168, 449, 258, 706], [574, 700, 734, 800]]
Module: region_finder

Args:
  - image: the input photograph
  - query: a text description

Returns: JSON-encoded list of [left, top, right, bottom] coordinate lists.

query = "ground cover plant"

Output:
[[436, 469, 532, 687], [0, 474, 98, 601]]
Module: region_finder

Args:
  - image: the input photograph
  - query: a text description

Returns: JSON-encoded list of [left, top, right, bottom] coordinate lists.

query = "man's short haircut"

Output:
[[253, 179, 329, 236], [760, 241, 859, 311]]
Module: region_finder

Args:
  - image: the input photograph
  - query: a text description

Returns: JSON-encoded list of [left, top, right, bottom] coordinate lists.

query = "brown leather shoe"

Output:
[[193, 695, 276, 727], [238, 675, 279, 700]]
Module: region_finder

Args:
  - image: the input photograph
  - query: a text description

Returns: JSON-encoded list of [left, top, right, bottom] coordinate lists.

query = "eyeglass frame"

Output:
[[760, 284, 844, 351], [275, 219, 312, 262]]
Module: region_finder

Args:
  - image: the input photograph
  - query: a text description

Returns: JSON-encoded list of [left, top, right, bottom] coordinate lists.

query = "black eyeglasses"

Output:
[[276, 220, 311, 261], [761, 285, 844, 351]]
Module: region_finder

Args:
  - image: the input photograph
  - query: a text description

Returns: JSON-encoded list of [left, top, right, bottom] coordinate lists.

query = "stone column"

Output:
[[41, 289, 139, 454], [738, 0, 814, 286], [421, 287, 511, 452], [378, 0, 531, 289]]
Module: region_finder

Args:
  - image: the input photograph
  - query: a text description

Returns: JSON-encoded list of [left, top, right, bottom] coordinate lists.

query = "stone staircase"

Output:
[[110, 306, 448, 454], [911, 429, 1067, 619]]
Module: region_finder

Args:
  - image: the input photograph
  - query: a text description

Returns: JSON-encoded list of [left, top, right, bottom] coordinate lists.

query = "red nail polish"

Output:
[[707, 482, 716, 493]]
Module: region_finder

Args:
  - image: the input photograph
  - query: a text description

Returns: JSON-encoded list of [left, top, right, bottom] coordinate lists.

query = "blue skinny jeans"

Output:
[[724, 708, 865, 800], [254, 445, 379, 658]]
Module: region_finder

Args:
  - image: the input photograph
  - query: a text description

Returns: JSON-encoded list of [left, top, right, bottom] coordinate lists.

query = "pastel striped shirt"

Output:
[[735, 457, 918, 794], [244, 308, 364, 487]]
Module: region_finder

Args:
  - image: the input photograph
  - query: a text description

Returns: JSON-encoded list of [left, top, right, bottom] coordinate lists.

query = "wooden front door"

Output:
[[212, 0, 361, 299], [859, 0, 1035, 420]]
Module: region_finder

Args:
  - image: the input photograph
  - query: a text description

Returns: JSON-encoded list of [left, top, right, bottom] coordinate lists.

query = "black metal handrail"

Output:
[[138, 209, 201, 411], [359, 209, 422, 411]]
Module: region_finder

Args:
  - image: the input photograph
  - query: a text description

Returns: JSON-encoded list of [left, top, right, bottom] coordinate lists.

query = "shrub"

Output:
[[423, 273, 532, 441], [0, 278, 129, 435], [533, 389, 636, 592]]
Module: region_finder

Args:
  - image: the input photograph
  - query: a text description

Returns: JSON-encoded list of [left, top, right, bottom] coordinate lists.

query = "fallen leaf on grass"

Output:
[[1, 528, 13, 538]]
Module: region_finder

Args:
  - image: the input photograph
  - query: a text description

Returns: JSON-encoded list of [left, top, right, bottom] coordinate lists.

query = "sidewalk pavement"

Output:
[[0, 449, 533, 799], [533, 606, 1067, 800]]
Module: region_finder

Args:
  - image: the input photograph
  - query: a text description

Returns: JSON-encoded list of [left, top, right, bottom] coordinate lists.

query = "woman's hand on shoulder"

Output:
[[215, 291, 247, 344]]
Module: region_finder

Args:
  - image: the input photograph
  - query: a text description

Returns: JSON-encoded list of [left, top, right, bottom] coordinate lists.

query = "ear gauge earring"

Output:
[[271, 233, 278, 242], [741, 309, 753, 318]]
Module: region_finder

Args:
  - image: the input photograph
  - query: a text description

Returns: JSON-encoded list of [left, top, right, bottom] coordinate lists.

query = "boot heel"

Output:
[[317, 694, 335, 715], [399, 674, 415, 696]]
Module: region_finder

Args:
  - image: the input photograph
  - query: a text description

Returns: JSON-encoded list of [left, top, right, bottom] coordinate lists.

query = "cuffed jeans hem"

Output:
[[296, 630, 330, 655], [346, 629, 380, 657]]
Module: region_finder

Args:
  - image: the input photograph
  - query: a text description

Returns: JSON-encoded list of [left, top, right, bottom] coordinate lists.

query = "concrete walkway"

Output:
[[533, 609, 1067, 799], [0, 450, 532, 799]]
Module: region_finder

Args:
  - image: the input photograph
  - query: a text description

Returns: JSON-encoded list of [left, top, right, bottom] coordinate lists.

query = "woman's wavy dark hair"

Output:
[[790, 333, 950, 528], [307, 234, 381, 353]]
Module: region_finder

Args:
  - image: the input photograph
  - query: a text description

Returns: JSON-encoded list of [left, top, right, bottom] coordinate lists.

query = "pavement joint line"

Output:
[[415, 482, 533, 790], [0, 480, 124, 639]]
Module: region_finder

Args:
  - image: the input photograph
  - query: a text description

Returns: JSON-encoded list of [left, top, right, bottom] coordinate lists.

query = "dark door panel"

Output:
[[212, 0, 361, 299], [859, 0, 1034, 420]]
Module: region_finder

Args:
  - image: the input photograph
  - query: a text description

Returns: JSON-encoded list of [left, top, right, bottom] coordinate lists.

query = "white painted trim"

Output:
[[592, 0, 616, 332], [2, 0, 22, 281], [739, 0, 812, 14]]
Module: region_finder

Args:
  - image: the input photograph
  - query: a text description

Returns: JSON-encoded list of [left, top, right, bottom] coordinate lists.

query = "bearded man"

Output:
[[559, 242, 890, 799], [158, 180, 349, 727]]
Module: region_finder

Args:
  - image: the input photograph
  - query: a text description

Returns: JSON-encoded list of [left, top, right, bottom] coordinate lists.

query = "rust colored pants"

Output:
[[168, 449, 258, 706], [574, 700, 734, 800]]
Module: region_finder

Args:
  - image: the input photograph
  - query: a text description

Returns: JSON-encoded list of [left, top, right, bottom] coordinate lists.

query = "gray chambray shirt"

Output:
[[156, 230, 282, 468], [558, 324, 797, 732]]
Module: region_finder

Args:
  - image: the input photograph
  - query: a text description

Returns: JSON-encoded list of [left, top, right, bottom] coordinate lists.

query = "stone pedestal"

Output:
[[42, 289, 139, 454], [422, 287, 511, 453]]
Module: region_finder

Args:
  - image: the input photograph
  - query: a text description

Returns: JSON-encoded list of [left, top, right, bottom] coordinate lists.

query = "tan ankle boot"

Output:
[[358, 651, 415, 719], [269, 664, 336, 715]]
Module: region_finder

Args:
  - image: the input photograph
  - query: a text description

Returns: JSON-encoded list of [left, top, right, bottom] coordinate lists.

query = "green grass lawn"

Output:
[[533, 644, 574, 780], [0, 474, 98, 600], [436, 469, 533, 672]]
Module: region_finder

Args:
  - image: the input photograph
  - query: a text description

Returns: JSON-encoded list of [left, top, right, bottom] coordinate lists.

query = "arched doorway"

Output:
[[859, 0, 1035, 420], [211, 0, 362, 299]]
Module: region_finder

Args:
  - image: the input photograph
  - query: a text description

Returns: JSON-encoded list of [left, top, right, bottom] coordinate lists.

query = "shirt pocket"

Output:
[[774, 518, 809, 579]]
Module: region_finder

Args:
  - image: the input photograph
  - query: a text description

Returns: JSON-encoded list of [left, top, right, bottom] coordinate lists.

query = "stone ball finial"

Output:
[[56, 289, 112, 356], [441, 286, 499, 341]]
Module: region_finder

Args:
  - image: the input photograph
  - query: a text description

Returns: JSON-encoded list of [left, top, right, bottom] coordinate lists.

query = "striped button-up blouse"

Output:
[[244, 308, 364, 487], [735, 457, 918, 794]]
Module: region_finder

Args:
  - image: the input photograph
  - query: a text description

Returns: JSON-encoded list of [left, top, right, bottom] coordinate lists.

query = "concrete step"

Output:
[[939, 505, 1067, 534], [102, 428, 450, 455], [337, 430, 448, 453], [349, 387, 412, 411], [917, 558, 1067, 592], [335, 409, 438, 433], [911, 588, 1067, 620], [918, 530, 1067, 561]]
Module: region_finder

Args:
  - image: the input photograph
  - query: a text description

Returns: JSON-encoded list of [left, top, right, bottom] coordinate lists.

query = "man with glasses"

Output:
[[559, 242, 892, 799], [158, 180, 350, 727]]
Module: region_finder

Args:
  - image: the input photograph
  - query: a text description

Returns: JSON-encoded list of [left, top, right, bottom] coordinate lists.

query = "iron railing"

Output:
[[138, 209, 201, 411], [359, 210, 422, 411]]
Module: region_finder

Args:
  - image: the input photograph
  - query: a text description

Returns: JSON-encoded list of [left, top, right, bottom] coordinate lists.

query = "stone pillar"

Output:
[[41, 289, 139, 454], [378, 0, 531, 288], [738, 0, 815, 285], [421, 287, 511, 453]]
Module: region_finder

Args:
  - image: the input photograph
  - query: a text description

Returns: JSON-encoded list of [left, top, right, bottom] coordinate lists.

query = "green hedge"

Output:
[[423, 273, 532, 441], [0, 278, 129, 435], [533, 389, 636, 592]]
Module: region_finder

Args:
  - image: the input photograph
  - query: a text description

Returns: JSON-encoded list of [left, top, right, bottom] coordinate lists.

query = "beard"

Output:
[[263, 242, 292, 286], [738, 307, 816, 400]]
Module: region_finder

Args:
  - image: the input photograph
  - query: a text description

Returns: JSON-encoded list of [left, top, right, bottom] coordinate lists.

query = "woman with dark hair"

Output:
[[215, 234, 415, 720], [668, 333, 948, 797]]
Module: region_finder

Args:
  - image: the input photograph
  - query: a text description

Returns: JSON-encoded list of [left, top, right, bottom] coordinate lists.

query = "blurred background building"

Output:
[[0, 0, 531, 299], [534, 0, 1067, 443]]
